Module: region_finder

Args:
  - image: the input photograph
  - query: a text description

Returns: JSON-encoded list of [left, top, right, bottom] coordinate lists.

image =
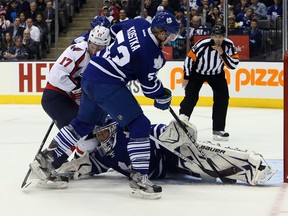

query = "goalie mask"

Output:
[[93, 121, 118, 156]]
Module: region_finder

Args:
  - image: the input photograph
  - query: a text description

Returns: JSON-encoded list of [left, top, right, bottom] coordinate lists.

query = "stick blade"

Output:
[[21, 169, 32, 188]]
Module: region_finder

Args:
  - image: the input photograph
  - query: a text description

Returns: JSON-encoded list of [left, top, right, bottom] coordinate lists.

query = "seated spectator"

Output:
[[123, 0, 141, 19], [26, 2, 41, 22], [118, 9, 129, 22], [65, 0, 74, 23], [7, 17, 25, 40], [3, 35, 29, 60], [250, 0, 267, 20], [215, 17, 223, 25], [227, 14, 243, 35], [5, 0, 21, 23], [159, 0, 174, 14], [0, 9, 11, 33], [174, 7, 187, 34], [198, 0, 212, 26], [18, 12, 28, 29], [34, 12, 49, 54], [266, 0, 282, 21], [22, 28, 40, 59], [42, 0, 55, 44], [1, 31, 14, 59], [234, 0, 250, 17], [235, 7, 254, 28], [190, 5, 200, 17], [183, 0, 197, 8], [206, 6, 223, 27], [26, 17, 40, 42], [134, 8, 152, 23], [101, 0, 119, 20], [120, 0, 129, 11], [144, 0, 157, 18], [36, 0, 46, 12], [181, 15, 209, 42], [100, 6, 114, 22], [18, 0, 31, 15], [217, 0, 234, 16], [58, 0, 68, 33], [169, 0, 180, 12], [248, 18, 262, 59]]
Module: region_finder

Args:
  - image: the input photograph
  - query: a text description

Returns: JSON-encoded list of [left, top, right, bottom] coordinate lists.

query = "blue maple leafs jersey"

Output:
[[71, 31, 90, 45], [82, 18, 167, 99]]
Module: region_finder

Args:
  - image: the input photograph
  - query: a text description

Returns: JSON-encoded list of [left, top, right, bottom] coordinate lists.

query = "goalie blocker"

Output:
[[158, 120, 277, 185]]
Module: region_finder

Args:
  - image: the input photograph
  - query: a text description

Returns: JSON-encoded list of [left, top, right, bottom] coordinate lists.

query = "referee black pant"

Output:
[[179, 72, 229, 131]]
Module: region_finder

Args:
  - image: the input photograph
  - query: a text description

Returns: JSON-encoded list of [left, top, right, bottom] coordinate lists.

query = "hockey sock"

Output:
[[127, 138, 150, 174]]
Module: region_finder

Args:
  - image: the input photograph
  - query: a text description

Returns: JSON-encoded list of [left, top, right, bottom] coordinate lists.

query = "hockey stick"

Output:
[[21, 121, 55, 188], [168, 107, 226, 182]]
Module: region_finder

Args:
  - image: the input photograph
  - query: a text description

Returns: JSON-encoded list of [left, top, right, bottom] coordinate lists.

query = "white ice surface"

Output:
[[0, 105, 287, 216]]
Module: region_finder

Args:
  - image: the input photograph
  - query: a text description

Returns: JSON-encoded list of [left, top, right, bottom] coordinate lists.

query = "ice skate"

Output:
[[57, 152, 92, 179], [129, 172, 162, 200]]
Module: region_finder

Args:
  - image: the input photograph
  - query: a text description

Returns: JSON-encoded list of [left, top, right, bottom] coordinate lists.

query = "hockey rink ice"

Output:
[[0, 104, 287, 216]]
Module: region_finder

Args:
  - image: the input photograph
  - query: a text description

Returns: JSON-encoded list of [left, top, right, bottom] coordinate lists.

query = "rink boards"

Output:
[[0, 61, 283, 108]]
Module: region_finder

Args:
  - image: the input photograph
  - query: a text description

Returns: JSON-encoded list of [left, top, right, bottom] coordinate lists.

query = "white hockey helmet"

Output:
[[88, 25, 111, 46]]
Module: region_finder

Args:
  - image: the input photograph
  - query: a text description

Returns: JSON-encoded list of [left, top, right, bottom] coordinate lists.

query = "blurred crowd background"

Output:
[[0, 0, 286, 61]]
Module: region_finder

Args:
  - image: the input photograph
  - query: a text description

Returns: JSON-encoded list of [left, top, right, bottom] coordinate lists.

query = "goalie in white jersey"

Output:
[[41, 25, 111, 130]]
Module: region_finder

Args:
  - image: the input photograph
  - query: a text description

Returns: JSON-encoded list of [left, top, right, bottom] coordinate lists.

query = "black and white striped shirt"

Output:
[[183, 37, 239, 78]]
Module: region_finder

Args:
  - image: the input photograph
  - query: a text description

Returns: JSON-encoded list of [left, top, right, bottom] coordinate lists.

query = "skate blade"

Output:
[[36, 179, 68, 189], [129, 189, 162, 200], [213, 135, 229, 141]]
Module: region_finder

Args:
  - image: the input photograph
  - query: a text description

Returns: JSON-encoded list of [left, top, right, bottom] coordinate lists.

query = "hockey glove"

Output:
[[70, 88, 82, 105], [154, 88, 172, 110]]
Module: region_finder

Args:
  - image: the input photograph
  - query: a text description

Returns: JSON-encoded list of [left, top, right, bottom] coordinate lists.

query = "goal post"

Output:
[[284, 51, 288, 183]]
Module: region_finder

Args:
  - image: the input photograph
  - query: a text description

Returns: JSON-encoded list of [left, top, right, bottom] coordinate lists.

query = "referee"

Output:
[[179, 25, 239, 141]]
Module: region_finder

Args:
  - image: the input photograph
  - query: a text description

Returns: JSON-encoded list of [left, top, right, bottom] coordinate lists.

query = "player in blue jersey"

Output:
[[30, 11, 180, 199], [71, 16, 111, 44]]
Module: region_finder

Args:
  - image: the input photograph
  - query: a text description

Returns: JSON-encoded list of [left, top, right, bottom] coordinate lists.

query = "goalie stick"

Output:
[[168, 107, 227, 183], [21, 121, 55, 188]]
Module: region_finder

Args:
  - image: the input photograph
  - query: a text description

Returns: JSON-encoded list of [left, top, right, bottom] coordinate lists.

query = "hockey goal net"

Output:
[[284, 51, 288, 183]]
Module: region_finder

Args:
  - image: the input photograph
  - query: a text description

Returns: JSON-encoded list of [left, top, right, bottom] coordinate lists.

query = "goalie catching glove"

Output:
[[154, 88, 172, 110]]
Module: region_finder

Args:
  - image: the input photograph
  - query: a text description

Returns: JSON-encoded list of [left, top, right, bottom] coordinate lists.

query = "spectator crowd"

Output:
[[0, 0, 284, 60], [96, 0, 283, 60], [0, 0, 85, 60]]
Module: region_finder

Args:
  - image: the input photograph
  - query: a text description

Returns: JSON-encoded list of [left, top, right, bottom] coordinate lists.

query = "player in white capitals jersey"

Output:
[[41, 25, 111, 130]]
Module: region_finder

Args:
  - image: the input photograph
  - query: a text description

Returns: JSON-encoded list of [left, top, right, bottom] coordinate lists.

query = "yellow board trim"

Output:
[[0, 95, 283, 109]]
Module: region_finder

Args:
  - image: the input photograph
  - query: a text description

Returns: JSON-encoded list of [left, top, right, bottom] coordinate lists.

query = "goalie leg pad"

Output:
[[177, 140, 277, 185], [56, 152, 92, 180]]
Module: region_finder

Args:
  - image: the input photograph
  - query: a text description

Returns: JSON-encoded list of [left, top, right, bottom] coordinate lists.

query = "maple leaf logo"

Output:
[[153, 55, 163, 69]]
